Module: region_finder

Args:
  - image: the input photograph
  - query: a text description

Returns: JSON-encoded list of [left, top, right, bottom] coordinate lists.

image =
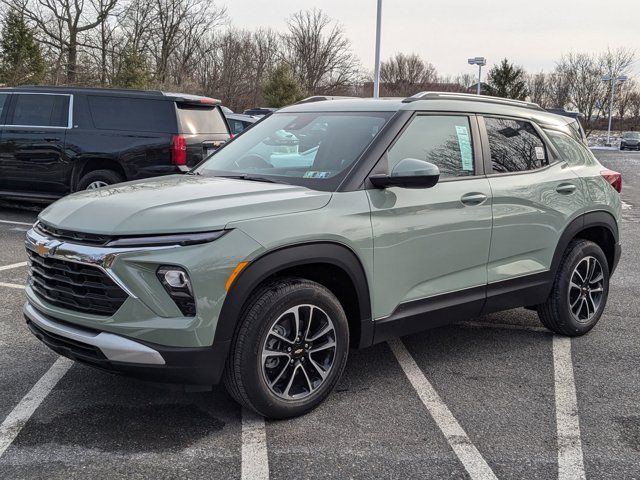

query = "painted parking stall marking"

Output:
[[0, 357, 72, 458], [553, 336, 586, 480], [0, 282, 24, 290], [388, 338, 498, 480], [0, 262, 27, 272], [241, 408, 269, 480], [0, 219, 33, 227]]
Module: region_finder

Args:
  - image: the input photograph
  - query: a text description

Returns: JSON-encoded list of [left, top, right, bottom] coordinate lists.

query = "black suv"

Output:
[[0, 86, 230, 201]]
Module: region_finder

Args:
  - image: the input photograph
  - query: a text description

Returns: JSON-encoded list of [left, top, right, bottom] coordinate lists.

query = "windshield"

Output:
[[196, 111, 393, 191], [623, 132, 640, 139]]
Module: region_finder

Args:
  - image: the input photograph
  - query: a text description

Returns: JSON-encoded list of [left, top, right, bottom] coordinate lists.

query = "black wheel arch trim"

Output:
[[214, 241, 374, 351], [551, 210, 619, 276]]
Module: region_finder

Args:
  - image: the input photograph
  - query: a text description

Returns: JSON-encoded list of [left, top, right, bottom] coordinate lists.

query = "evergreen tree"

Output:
[[0, 9, 45, 86], [262, 63, 304, 108], [485, 59, 529, 100], [113, 47, 151, 90]]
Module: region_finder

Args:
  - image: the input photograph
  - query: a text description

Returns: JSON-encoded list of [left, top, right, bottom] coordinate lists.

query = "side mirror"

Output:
[[370, 158, 440, 189]]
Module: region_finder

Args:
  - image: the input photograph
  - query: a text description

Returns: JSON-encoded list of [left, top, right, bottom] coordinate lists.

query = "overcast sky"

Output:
[[225, 0, 639, 78]]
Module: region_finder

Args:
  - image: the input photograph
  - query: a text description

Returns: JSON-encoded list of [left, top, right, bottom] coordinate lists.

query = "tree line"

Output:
[[0, 0, 638, 132]]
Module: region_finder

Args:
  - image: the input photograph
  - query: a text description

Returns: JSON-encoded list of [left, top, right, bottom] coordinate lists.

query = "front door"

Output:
[[0, 93, 71, 195], [367, 114, 493, 323]]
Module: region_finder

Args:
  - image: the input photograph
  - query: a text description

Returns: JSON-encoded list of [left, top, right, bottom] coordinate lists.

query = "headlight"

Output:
[[106, 230, 227, 248], [156, 266, 196, 316]]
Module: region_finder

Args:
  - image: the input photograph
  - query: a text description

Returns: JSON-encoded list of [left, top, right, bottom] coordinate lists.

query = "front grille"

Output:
[[27, 249, 128, 316], [27, 319, 107, 365], [35, 222, 111, 246]]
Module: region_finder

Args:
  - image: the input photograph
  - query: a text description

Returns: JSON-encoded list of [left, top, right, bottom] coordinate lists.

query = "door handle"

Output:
[[460, 192, 488, 206], [556, 183, 577, 194], [44, 137, 61, 142]]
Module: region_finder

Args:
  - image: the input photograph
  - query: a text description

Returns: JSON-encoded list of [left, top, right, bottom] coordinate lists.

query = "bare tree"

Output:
[[282, 8, 359, 94], [5, 0, 118, 83], [380, 52, 438, 96]]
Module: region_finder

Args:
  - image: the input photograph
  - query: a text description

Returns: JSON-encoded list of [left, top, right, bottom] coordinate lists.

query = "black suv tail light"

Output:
[[171, 135, 187, 166]]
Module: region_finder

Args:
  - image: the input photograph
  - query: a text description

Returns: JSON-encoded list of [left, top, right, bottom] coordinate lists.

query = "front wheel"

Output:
[[538, 239, 610, 336], [224, 278, 349, 419]]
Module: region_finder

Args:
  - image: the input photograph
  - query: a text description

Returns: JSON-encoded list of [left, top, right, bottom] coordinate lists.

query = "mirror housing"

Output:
[[370, 158, 440, 189]]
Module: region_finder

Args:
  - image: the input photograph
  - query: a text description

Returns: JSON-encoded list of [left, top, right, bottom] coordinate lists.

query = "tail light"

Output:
[[171, 135, 187, 166], [600, 169, 622, 193]]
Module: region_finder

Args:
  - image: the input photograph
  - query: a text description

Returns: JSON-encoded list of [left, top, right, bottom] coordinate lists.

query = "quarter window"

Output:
[[485, 117, 548, 173], [545, 130, 596, 167], [88, 96, 174, 133], [11, 94, 70, 127], [387, 115, 475, 177]]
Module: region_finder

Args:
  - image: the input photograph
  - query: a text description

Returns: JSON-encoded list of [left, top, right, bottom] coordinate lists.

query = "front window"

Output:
[[196, 111, 392, 191], [623, 132, 640, 139]]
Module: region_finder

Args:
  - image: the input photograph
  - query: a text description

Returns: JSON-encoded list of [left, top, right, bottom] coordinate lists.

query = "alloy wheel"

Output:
[[86, 180, 109, 190], [261, 304, 337, 400], [568, 256, 605, 323]]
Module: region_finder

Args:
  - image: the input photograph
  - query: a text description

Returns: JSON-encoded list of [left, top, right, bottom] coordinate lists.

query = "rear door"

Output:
[[176, 103, 230, 166], [0, 92, 71, 195], [480, 115, 590, 310]]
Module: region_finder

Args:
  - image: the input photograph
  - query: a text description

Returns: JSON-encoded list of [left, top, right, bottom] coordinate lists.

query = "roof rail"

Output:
[[14, 85, 165, 96], [295, 95, 357, 104], [403, 91, 543, 111]]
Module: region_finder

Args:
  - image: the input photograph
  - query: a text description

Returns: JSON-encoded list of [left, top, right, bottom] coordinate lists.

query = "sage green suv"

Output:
[[24, 92, 622, 418]]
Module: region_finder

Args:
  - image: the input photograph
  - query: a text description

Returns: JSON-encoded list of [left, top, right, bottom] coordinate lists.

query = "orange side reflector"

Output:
[[225, 261, 249, 291]]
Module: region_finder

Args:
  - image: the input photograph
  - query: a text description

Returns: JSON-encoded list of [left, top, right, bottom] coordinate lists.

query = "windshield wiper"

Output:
[[215, 174, 285, 184]]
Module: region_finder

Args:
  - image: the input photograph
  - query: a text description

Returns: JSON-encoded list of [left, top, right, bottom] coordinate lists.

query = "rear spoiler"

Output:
[[164, 92, 221, 106]]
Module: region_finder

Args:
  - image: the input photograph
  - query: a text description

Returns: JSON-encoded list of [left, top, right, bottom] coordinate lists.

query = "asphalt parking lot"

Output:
[[0, 150, 639, 480]]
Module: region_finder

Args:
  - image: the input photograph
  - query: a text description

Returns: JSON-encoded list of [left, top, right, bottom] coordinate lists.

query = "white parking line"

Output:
[[0, 282, 24, 290], [241, 407, 269, 480], [0, 262, 28, 272], [0, 357, 72, 458], [0, 219, 33, 227], [388, 338, 498, 480], [553, 336, 586, 480]]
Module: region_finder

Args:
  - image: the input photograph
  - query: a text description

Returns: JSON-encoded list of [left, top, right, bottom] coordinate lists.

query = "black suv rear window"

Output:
[[176, 104, 227, 134], [88, 95, 175, 133]]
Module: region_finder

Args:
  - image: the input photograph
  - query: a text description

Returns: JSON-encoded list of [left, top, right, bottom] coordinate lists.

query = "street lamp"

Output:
[[602, 74, 628, 146], [373, 0, 382, 98], [468, 57, 486, 95]]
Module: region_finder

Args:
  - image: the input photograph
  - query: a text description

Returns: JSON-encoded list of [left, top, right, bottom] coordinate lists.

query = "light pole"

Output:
[[602, 74, 628, 146], [468, 57, 486, 95], [373, 0, 382, 98]]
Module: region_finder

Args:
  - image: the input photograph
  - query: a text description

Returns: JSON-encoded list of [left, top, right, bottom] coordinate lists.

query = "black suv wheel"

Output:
[[538, 239, 610, 336], [224, 278, 349, 419], [77, 169, 123, 190]]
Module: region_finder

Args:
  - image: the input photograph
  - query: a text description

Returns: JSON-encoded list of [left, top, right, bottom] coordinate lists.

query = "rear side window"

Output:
[[11, 94, 70, 127], [87, 95, 175, 133], [387, 115, 475, 178], [545, 130, 596, 167], [177, 105, 228, 134], [485, 117, 548, 173]]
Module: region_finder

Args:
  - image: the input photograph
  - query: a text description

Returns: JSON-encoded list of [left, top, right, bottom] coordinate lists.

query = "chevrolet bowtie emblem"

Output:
[[35, 240, 61, 257]]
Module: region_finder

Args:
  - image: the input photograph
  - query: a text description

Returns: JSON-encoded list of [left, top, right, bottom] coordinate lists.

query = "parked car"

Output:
[[545, 108, 587, 143], [25, 92, 621, 418], [243, 107, 276, 117], [620, 131, 640, 150], [225, 113, 257, 136], [0, 86, 230, 202]]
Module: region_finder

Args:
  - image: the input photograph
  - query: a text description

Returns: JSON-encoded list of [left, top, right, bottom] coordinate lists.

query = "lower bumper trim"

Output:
[[23, 302, 165, 365]]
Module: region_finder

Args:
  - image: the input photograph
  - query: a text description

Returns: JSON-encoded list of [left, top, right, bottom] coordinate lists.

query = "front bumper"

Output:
[[24, 302, 230, 385]]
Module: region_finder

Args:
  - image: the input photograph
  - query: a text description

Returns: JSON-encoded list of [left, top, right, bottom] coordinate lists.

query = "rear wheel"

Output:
[[224, 278, 349, 419], [77, 170, 123, 191], [538, 240, 609, 336]]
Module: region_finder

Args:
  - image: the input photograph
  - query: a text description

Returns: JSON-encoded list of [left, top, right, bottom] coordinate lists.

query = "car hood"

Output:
[[39, 175, 332, 235]]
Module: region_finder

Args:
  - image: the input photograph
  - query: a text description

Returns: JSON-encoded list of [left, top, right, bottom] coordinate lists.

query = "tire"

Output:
[[538, 239, 610, 336], [76, 170, 123, 191], [224, 278, 349, 419]]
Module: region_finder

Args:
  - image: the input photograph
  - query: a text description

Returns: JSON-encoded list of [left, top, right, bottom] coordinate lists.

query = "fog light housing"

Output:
[[156, 266, 196, 317]]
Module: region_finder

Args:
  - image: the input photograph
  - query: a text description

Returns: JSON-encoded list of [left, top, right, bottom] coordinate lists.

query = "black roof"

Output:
[[2, 85, 220, 105]]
